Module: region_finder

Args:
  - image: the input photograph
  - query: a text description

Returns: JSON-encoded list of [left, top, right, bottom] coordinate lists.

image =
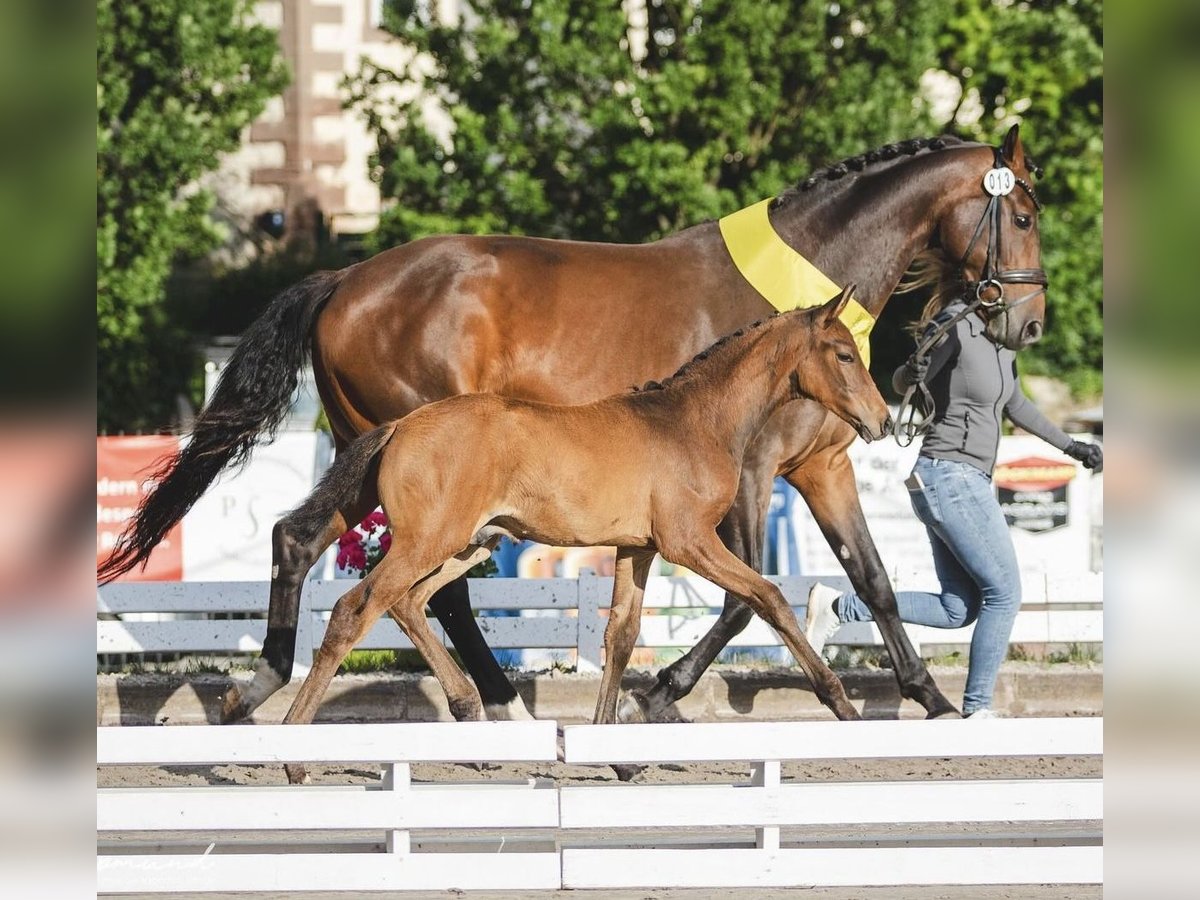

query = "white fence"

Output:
[[97, 572, 1103, 673], [98, 717, 1102, 893]]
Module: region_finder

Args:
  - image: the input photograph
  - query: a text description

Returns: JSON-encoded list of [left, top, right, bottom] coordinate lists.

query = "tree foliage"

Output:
[[352, 0, 1102, 392], [97, 0, 286, 431]]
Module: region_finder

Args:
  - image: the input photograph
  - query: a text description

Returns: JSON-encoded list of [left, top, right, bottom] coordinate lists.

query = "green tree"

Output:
[[935, 0, 1103, 396], [97, 0, 287, 431], [352, 0, 1102, 393]]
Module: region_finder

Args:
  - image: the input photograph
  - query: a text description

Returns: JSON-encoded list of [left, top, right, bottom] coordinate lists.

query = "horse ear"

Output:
[[822, 283, 854, 328], [1001, 123, 1026, 170]]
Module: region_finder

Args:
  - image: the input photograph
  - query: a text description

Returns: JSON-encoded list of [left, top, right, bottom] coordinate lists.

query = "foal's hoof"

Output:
[[219, 686, 250, 725], [285, 763, 310, 785], [612, 763, 646, 782], [616, 692, 650, 724]]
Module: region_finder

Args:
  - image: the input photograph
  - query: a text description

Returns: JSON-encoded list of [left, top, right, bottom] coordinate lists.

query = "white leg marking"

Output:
[[239, 658, 287, 714], [484, 696, 534, 721], [839, 544, 851, 560]]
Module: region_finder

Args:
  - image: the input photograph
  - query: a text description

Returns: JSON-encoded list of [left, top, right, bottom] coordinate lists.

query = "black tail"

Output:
[[283, 423, 398, 546], [98, 269, 348, 583]]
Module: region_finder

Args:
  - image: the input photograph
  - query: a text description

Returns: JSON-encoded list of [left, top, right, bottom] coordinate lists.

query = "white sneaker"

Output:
[[965, 708, 999, 720], [804, 582, 843, 657]]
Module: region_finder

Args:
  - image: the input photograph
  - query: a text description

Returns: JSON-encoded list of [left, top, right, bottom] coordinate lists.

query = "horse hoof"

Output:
[[285, 764, 309, 785], [612, 763, 646, 782], [219, 686, 249, 725], [616, 692, 649, 724]]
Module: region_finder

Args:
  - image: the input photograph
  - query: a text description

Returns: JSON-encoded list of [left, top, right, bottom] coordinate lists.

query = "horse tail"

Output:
[[282, 422, 399, 546], [98, 269, 349, 583]]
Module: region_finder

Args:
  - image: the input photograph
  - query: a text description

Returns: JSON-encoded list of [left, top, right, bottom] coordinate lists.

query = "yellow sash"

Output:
[[719, 198, 875, 366]]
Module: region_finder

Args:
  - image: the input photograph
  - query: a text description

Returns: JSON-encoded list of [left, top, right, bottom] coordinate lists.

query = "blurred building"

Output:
[[205, 0, 454, 259]]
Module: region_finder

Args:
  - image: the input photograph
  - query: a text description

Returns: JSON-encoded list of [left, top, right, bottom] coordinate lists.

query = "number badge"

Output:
[[983, 166, 1016, 197]]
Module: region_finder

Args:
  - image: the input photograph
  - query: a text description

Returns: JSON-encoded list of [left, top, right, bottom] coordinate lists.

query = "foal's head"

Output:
[[786, 286, 892, 442]]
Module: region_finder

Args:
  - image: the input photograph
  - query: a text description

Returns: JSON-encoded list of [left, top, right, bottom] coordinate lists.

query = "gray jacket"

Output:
[[895, 301, 1070, 475]]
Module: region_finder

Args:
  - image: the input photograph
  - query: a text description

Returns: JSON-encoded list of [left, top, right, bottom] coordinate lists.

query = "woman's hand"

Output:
[[897, 353, 930, 388], [1065, 440, 1103, 473]]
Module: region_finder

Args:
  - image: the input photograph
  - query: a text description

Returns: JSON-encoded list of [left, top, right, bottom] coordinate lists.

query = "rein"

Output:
[[894, 148, 1049, 447]]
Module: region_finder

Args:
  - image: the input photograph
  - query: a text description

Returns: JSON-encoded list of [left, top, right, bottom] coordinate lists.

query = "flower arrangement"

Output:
[[336, 509, 392, 577], [336, 509, 496, 578]]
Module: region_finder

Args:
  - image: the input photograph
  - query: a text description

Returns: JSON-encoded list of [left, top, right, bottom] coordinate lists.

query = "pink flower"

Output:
[[363, 509, 389, 531], [378, 531, 392, 556], [336, 529, 369, 572]]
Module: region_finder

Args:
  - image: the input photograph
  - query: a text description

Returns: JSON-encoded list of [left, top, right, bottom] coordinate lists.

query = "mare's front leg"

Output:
[[222, 488, 379, 725], [429, 578, 532, 720], [594, 548, 655, 725], [663, 532, 859, 721], [620, 452, 775, 723], [784, 447, 958, 718]]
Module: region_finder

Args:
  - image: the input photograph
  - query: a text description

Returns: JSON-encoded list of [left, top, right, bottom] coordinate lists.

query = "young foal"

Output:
[[279, 288, 891, 753]]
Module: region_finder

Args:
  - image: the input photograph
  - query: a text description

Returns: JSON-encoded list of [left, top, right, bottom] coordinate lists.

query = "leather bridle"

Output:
[[895, 147, 1049, 447]]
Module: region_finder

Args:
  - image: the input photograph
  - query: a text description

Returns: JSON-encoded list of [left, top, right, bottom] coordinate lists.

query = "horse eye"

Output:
[[836, 352, 854, 364], [1014, 213, 1032, 230]]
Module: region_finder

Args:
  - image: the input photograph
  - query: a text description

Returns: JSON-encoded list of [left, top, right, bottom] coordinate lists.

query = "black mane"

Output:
[[772, 135, 964, 210]]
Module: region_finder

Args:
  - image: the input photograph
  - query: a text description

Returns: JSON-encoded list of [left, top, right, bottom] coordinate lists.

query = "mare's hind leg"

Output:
[[221, 488, 380, 724], [786, 454, 958, 718], [429, 579, 532, 720], [594, 548, 655, 725], [663, 531, 860, 721], [388, 545, 495, 723], [620, 456, 773, 723]]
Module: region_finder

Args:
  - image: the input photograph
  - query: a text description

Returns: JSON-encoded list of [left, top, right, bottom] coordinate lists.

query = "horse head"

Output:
[[935, 125, 1048, 350]]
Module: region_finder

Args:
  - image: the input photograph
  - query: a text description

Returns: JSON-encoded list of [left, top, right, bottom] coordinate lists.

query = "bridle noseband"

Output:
[[895, 147, 1049, 447]]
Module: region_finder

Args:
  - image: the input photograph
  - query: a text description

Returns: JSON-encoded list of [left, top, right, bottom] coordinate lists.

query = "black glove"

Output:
[[898, 353, 930, 388], [1065, 440, 1103, 473]]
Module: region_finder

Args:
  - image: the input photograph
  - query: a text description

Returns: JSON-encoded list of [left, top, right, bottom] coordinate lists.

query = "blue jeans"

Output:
[[837, 456, 1020, 714]]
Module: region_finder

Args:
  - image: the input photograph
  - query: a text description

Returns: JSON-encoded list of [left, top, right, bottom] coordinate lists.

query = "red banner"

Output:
[[97, 436, 183, 581]]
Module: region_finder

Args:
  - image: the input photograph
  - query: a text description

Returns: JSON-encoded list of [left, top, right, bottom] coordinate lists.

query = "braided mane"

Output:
[[772, 135, 963, 209], [773, 133, 1042, 211]]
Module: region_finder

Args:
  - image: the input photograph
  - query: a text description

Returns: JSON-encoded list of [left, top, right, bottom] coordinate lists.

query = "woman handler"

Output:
[[804, 298, 1102, 718]]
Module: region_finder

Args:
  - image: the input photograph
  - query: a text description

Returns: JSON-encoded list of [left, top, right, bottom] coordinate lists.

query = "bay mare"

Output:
[[277, 293, 890, 782], [100, 127, 1046, 726]]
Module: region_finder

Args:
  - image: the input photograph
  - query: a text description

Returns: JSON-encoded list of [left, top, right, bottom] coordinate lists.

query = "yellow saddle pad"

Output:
[[719, 198, 875, 365]]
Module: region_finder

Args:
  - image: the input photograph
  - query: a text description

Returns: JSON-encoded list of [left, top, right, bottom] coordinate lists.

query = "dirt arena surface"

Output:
[[100, 752, 1101, 900]]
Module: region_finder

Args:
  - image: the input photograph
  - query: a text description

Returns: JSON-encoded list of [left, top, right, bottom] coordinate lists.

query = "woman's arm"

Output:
[[1003, 364, 1071, 450], [892, 317, 960, 394]]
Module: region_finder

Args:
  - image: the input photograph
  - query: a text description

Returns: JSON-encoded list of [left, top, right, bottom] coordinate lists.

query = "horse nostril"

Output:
[[1024, 320, 1043, 343], [882, 415, 894, 436]]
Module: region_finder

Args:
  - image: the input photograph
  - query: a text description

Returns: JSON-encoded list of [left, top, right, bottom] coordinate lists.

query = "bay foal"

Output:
[[277, 289, 890, 767]]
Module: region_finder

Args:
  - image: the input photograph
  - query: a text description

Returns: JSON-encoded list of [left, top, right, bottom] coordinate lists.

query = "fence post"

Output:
[[751, 759, 781, 850], [383, 761, 411, 854], [576, 569, 603, 675], [293, 584, 314, 676]]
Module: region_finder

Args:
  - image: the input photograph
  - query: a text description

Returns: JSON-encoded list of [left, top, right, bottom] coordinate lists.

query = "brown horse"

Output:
[[276, 292, 890, 779], [100, 126, 1046, 726]]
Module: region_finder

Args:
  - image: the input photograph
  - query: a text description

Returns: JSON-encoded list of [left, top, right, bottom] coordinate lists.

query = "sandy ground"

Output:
[[100, 754, 1101, 900]]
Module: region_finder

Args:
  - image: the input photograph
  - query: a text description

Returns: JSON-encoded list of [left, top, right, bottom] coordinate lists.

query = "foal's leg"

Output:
[[389, 545, 495, 723], [594, 548, 655, 725], [621, 456, 773, 722], [665, 532, 860, 721], [281, 569, 394, 783], [222, 490, 380, 724], [786, 454, 959, 718]]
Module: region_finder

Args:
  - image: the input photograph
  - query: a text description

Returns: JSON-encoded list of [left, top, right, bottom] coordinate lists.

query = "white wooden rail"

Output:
[[97, 721, 560, 894], [98, 718, 1102, 893], [98, 571, 1103, 673], [559, 718, 1103, 889]]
